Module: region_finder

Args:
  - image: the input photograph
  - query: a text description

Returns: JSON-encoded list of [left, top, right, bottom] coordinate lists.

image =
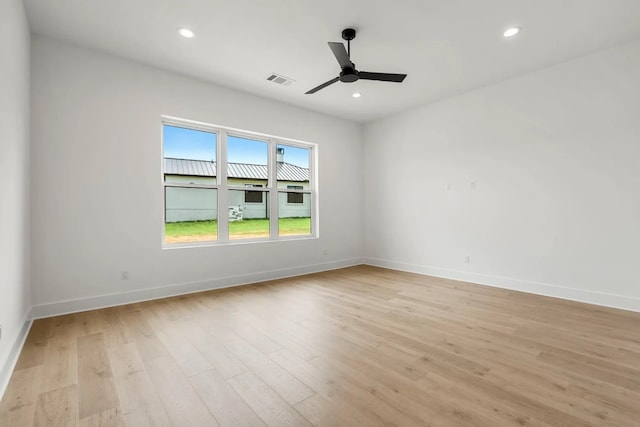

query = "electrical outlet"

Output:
[[121, 271, 129, 280], [470, 181, 476, 190], [465, 256, 470, 264]]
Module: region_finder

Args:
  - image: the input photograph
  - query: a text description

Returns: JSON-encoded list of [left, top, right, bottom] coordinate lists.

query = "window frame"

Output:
[[161, 116, 317, 248]]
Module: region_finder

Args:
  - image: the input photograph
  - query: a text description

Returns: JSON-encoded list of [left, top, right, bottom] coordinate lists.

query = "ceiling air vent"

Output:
[[266, 73, 295, 86]]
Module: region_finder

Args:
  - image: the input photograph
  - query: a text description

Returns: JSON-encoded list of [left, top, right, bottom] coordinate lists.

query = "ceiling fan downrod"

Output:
[[342, 28, 356, 59]]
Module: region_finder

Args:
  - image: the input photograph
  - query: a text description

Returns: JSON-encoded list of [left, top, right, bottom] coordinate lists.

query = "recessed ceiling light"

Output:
[[178, 28, 195, 38], [503, 27, 520, 38], [352, 92, 361, 98]]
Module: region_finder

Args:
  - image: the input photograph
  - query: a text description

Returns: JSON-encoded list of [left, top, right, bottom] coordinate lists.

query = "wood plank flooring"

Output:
[[1, 265, 640, 426]]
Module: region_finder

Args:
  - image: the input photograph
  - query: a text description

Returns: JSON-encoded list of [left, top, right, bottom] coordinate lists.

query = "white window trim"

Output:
[[161, 116, 318, 248]]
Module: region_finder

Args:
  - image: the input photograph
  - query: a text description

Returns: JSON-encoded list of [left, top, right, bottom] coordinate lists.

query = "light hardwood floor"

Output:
[[1, 265, 640, 426]]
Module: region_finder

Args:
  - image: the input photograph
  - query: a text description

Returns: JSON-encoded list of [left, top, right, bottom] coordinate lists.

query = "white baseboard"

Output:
[[0, 310, 33, 401], [363, 257, 640, 313], [31, 258, 363, 319]]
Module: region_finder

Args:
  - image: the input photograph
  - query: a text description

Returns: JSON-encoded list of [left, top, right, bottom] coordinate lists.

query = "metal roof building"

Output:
[[164, 158, 309, 182]]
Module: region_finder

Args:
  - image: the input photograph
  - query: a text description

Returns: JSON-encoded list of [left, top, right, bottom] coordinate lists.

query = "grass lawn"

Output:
[[165, 217, 311, 243]]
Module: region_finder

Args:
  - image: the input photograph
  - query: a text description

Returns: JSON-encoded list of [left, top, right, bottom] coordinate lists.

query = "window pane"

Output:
[[227, 135, 268, 187], [229, 189, 269, 240], [165, 187, 217, 243], [278, 192, 311, 237], [163, 125, 217, 184], [276, 144, 310, 190]]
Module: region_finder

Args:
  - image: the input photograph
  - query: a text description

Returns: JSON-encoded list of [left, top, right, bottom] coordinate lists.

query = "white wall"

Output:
[[30, 37, 363, 316], [0, 0, 31, 392], [364, 40, 640, 311]]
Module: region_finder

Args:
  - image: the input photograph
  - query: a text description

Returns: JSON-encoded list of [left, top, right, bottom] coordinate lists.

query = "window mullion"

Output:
[[164, 183, 219, 189], [218, 131, 229, 242], [269, 140, 278, 239]]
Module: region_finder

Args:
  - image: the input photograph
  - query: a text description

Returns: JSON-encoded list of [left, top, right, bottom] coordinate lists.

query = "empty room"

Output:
[[1, 0, 639, 426]]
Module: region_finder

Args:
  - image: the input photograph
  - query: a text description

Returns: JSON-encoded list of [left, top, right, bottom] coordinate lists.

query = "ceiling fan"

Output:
[[305, 28, 407, 95]]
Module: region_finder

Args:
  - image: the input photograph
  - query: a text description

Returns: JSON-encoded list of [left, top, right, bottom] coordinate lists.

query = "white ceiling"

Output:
[[24, 0, 640, 123]]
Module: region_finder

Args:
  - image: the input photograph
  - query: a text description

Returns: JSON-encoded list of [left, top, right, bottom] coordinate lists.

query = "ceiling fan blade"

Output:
[[305, 76, 340, 94], [359, 72, 407, 83], [328, 42, 353, 69]]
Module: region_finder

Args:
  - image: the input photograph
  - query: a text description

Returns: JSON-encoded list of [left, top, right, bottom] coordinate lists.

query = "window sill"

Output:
[[162, 234, 318, 250]]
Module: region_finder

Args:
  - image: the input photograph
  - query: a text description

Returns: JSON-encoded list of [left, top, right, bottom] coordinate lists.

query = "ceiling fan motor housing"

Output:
[[340, 68, 359, 83]]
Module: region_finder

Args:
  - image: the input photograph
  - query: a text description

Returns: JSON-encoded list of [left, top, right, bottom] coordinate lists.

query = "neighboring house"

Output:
[[164, 150, 310, 222]]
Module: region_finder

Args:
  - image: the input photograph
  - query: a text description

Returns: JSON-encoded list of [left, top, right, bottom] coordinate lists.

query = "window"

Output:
[[163, 125, 218, 244], [162, 118, 316, 245], [244, 184, 264, 203], [276, 143, 312, 237], [286, 185, 304, 204]]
